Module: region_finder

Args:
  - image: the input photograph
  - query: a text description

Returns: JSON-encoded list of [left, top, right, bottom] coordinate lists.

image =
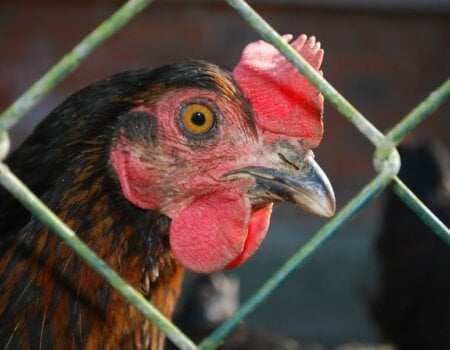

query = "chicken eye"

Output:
[[180, 103, 215, 136]]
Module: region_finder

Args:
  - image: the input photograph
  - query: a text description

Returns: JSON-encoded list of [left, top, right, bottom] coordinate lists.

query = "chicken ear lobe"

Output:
[[110, 147, 160, 210], [169, 190, 254, 273]]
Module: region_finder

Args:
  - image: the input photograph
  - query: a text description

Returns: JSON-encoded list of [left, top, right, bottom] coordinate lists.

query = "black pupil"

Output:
[[191, 112, 206, 126]]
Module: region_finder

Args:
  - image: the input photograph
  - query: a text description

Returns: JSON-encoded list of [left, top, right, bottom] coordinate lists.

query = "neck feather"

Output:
[[0, 144, 183, 349]]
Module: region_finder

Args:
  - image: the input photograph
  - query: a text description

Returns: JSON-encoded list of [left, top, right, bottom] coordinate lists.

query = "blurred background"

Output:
[[0, 0, 449, 347]]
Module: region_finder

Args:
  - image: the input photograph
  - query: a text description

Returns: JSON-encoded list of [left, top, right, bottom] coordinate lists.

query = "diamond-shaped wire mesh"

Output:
[[0, 0, 448, 349]]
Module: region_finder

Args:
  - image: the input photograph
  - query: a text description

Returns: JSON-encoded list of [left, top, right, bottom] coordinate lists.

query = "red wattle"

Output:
[[226, 203, 273, 269], [169, 190, 252, 273]]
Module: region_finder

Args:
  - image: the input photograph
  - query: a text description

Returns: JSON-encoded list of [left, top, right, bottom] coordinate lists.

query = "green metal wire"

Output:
[[376, 78, 450, 163], [377, 79, 450, 247], [0, 0, 449, 349], [0, 129, 10, 161], [199, 167, 397, 350], [386, 78, 450, 146], [226, 0, 450, 258], [225, 0, 385, 146], [0, 162, 197, 350], [0, 0, 155, 131], [196, 1, 450, 347], [391, 176, 450, 245]]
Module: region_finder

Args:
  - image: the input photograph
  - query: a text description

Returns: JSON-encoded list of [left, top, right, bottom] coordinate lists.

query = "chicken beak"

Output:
[[225, 145, 336, 218]]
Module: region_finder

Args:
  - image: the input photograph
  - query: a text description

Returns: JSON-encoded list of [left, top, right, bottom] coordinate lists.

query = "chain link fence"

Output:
[[0, 0, 449, 349]]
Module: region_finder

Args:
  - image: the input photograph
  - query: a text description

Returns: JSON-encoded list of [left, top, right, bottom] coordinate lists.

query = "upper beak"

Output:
[[225, 143, 336, 218]]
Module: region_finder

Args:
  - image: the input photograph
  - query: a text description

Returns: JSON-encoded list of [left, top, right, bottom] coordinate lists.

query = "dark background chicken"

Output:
[[0, 33, 334, 348], [0, 0, 449, 347], [168, 273, 323, 350], [372, 141, 450, 349]]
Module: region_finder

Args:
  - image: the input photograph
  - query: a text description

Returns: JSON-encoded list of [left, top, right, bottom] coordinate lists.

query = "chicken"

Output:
[[0, 35, 335, 349], [372, 141, 450, 349]]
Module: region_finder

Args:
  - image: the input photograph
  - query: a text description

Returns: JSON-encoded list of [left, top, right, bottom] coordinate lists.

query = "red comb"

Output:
[[233, 34, 324, 148]]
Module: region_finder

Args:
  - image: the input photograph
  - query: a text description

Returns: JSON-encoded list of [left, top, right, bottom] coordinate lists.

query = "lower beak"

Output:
[[226, 148, 336, 218]]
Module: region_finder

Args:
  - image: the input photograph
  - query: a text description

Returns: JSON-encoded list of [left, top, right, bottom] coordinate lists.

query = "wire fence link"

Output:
[[0, 163, 196, 350], [225, 0, 450, 243], [0, 0, 155, 130], [0, 0, 449, 349]]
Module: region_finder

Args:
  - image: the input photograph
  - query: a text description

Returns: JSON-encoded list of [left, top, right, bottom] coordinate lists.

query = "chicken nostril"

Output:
[[278, 153, 300, 171]]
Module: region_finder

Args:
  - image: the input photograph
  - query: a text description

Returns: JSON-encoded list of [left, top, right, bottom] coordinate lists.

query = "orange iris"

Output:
[[181, 103, 215, 135]]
